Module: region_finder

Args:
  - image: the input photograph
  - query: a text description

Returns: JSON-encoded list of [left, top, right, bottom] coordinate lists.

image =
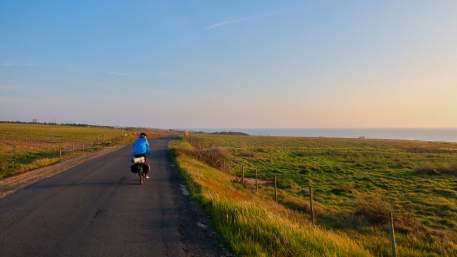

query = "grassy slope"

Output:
[[171, 139, 372, 257], [0, 123, 152, 179], [176, 134, 457, 257]]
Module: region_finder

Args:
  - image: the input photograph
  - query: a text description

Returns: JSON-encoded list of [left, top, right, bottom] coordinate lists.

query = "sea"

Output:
[[196, 128, 457, 143]]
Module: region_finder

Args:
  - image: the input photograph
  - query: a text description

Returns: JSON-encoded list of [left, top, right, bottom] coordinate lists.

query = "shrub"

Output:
[[354, 192, 392, 225], [413, 163, 457, 176], [176, 144, 232, 171], [331, 183, 356, 194]]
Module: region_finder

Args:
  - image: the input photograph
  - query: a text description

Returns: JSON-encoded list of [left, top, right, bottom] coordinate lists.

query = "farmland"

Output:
[[0, 122, 139, 179], [171, 133, 457, 256]]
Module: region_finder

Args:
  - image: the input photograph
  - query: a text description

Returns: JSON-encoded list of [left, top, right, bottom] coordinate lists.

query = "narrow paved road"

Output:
[[0, 137, 225, 257]]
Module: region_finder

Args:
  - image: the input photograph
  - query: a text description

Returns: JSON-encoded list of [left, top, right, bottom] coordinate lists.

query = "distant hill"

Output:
[[210, 131, 249, 136], [0, 120, 115, 129]]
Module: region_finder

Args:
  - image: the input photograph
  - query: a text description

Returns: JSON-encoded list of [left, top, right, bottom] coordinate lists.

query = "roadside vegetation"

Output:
[[171, 133, 457, 257], [171, 139, 372, 257], [0, 122, 160, 179]]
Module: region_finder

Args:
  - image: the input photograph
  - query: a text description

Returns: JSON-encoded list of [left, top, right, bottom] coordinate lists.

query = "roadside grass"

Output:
[[179, 134, 457, 257], [171, 140, 372, 257], [0, 123, 162, 179]]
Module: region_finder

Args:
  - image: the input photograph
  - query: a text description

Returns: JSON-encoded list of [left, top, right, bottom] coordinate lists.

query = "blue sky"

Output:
[[1, 1, 457, 128]]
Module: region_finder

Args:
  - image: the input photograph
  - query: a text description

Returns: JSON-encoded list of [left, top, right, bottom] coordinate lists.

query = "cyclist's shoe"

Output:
[[146, 175, 151, 179]]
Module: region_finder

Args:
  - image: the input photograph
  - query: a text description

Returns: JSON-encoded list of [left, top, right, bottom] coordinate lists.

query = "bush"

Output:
[[277, 178, 296, 189], [177, 144, 232, 171], [354, 192, 392, 225], [413, 163, 457, 176], [331, 184, 356, 194]]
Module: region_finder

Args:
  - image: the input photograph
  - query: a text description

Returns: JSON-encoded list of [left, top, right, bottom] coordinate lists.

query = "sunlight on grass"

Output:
[[173, 134, 457, 257], [0, 123, 157, 178]]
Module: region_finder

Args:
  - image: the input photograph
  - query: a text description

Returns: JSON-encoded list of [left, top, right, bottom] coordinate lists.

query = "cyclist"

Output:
[[132, 132, 151, 179]]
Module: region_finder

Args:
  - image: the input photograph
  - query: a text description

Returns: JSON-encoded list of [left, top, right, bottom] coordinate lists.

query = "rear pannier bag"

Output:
[[130, 163, 149, 174], [130, 164, 139, 174]]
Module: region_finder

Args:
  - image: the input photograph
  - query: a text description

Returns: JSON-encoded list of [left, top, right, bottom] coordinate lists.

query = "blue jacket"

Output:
[[132, 137, 150, 155]]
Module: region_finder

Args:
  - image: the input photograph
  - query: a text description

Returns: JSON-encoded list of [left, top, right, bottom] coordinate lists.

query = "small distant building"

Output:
[[184, 130, 190, 138]]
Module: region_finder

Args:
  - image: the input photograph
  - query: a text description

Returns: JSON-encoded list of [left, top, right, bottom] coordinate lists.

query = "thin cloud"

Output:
[[205, 9, 291, 31], [107, 71, 129, 77], [205, 17, 251, 30]]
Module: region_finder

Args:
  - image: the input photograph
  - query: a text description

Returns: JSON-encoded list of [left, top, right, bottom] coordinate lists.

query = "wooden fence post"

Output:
[[274, 176, 278, 202], [255, 168, 258, 192], [241, 165, 245, 185], [59, 147, 62, 157], [12, 145, 16, 169], [309, 186, 315, 226], [389, 212, 397, 257]]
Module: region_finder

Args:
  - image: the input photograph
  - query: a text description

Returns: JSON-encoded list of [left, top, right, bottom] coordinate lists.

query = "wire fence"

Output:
[[0, 134, 128, 178]]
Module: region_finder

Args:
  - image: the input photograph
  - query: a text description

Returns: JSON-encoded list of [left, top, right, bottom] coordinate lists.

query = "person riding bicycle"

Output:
[[132, 132, 151, 179]]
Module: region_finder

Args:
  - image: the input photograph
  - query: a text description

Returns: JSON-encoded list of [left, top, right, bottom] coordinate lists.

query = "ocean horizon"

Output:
[[194, 128, 457, 143]]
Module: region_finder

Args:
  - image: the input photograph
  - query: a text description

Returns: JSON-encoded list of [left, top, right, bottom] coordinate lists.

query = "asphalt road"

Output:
[[0, 137, 226, 257]]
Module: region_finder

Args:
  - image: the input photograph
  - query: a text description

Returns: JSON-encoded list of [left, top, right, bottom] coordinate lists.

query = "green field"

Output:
[[172, 133, 457, 256], [0, 123, 137, 179]]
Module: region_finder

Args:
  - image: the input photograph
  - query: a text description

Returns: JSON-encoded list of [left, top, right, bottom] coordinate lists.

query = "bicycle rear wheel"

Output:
[[138, 167, 144, 185]]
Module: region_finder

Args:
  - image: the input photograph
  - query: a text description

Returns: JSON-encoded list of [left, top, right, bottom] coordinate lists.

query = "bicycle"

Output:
[[132, 156, 147, 185]]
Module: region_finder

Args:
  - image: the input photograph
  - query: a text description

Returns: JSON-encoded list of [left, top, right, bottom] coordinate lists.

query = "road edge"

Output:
[[167, 137, 234, 257]]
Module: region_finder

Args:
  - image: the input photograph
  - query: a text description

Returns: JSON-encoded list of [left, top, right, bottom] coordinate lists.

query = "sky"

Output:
[[1, 0, 457, 129]]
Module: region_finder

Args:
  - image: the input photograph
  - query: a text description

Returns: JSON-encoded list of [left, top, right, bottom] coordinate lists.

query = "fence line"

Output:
[[2, 134, 127, 175]]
